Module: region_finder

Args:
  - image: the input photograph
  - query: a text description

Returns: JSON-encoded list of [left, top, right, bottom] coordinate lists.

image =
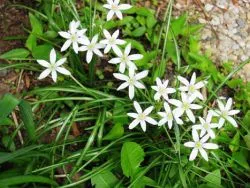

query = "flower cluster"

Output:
[[35, 0, 240, 162]]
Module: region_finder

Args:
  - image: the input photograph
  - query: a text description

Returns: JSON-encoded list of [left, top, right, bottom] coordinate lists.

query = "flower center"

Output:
[[167, 113, 173, 120], [204, 123, 209, 129], [159, 87, 166, 95], [195, 141, 202, 149], [71, 34, 77, 42], [121, 54, 129, 63], [182, 102, 190, 110], [49, 63, 56, 70], [128, 77, 135, 85], [109, 37, 116, 44], [111, 4, 118, 11], [88, 43, 95, 50], [188, 85, 196, 93], [138, 113, 146, 121], [221, 110, 228, 117]]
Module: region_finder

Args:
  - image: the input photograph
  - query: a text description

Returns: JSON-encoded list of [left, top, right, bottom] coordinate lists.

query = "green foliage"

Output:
[[0, 48, 30, 59], [121, 142, 145, 178], [91, 170, 119, 188]]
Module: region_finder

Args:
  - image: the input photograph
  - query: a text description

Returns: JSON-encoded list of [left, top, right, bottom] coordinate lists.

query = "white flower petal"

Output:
[[127, 113, 138, 119], [128, 85, 135, 99], [37, 60, 50, 68], [55, 58, 67, 66], [119, 62, 126, 73], [190, 104, 203, 110], [140, 121, 146, 132], [184, 141, 195, 148], [218, 118, 225, 128], [199, 148, 208, 161], [58, 31, 71, 39], [86, 50, 93, 63], [178, 76, 189, 86], [125, 43, 131, 55], [158, 118, 167, 126], [228, 110, 240, 116], [135, 70, 148, 80], [56, 67, 71, 75], [186, 109, 195, 123], [93, 49, 103, 57], [200, 134, 210, 143], [134, 81, 145, 89], [51, 70, 57, 82], [226, 116, 238, 127], [129, 119, 139, 130], [145, 117, 157, 125], [38, 69, 51, 80], [133, 101, 142, 113], [117, 82, 129, 90], [61, 40, 72, 52], [50, 48, 57, 64], [72, 42, 79, 54], [189, 148, 198, 161], [217, 100, 225, 111], [118, 4, 132, 10], [109, 57, 121, 64], [129, 54, 143, 61], [225, 98, 233, 111], [115, 10, 123, 20], [107, 10, 115, 21], [190, 72, 196, 85], [203, 143, 218, 149], [192, 129, 199, 142], [113, 73, 128, 81], [169, 99, 182, 107], [144, 106, 154, 115]]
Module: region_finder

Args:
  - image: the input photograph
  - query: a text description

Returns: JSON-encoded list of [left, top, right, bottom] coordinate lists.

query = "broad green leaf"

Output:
[[0, 118, 13, 126], [19, 100, 36, 141], [26, 34, 37, 51], [0, 48, 30, 60], [32, 44, 53, 60], [2, 135, 16, 152], [91, 170, 118, 188], [0, 175, 57, 186], [133, 176, 158, 188], [232, 149, 250, 170], [131, 26, 146, 37], [243, 134, 250, 149], [171, 13, 187, 37], [0, 94, 20, 120], [121, 142, 145, 178], [204, 169, 221, 186], [103, 123, 124, 140], [229, 131, 240, 152], [29, 13, 43, 35], [146, 15, 157, 29]]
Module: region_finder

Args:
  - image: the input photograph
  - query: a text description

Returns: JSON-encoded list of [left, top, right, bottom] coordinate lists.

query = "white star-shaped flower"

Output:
[[109, 43, 142, 73], [178, 72, 207, 100], [158, 102, 183, 129], [79, 35, 104, 63], [100, 29, 126, 54], [192, 113, 218, 139], [184, 129, 219, 161], [127, 101, 157, 132], [113, 68, 148, 100], [103, 0, 132, 21], [58, 20, 88, 54], [37, 48, 71, 82], [169, 93, 202, 123], [151, 77, 176, 101], [211, 98, 240, 128]]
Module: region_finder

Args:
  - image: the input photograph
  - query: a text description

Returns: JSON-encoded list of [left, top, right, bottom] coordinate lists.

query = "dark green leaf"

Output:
[[0, 48, 30, 60], [229, 131, 240, 152], [91, 170, 118, 188], [18, 100, 36, 141], [0, 94, 20, 120], [121, 142, 145, 178], [204, 169, 221, 186]]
